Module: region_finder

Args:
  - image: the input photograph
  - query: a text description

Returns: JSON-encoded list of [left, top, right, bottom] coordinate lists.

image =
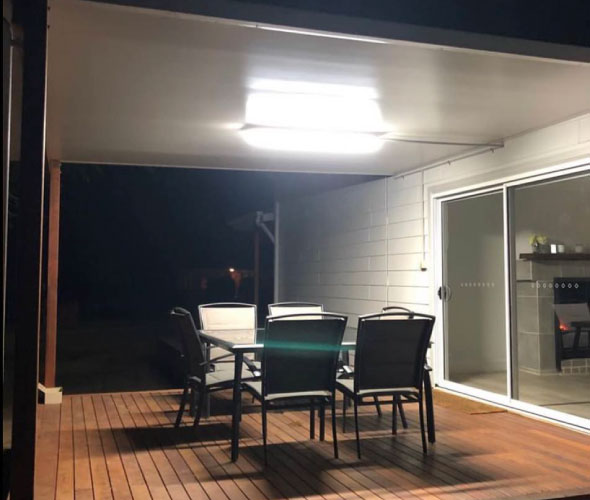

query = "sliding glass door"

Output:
[[509, 172, 590, 420], [441, 191, 508, 396], [437, 166, 590, 428]]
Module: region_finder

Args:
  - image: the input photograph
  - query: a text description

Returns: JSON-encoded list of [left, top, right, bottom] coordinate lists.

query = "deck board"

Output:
[[35, 390, 590, 500]]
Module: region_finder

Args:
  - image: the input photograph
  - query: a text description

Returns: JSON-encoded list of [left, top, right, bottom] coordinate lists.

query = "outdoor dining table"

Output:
[[199, 327, 435, 461]]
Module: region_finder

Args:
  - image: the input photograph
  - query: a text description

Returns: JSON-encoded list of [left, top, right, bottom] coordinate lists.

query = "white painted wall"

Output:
[[513, 175, 590, 256], [278, 179, 390, 328], [277, 114, 590, 379]]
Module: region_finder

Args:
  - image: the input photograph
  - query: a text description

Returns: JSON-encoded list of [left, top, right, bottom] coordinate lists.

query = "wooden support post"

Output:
[[254, 229, 260, 308], [43, 160, 61, 388], [10, 0, 48, 497]]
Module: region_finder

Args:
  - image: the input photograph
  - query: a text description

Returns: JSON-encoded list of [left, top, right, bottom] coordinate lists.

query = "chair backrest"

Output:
[[268, 302, 324, 319], [354, 311, 435, 392], [170, 307, 207, 381], [262, 313, 348, 398], [382, 306, 415, 317], [198, 302, 257, 330]]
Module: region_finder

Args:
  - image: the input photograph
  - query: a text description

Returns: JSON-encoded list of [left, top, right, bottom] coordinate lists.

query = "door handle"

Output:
[[437, 285, 452, 301]]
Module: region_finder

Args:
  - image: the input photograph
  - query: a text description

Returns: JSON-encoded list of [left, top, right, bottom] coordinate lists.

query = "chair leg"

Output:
[[423, 371, 435, 443], [342, 395, 347, 433], [262, 402, 268, 466], [398, 399, 408, 429], [353, 398, 361, 459], [193, 387, 205, 428], [189, 386, 197, 417], [373, 396, 382, 417], [188, 386, 195, 417], [175, 382, 189, 428], [310, 402, 315, 439], [418, 395, 427, 454], [319, 403, 326, 441], [331, 396, 338, 459], [392, 396, 397, 435]]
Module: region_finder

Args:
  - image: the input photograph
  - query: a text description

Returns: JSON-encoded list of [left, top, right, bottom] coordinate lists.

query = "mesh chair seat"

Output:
[[336, 378, 419, 397], [244, 381, 331, 401], [202, 365, 259, 387]]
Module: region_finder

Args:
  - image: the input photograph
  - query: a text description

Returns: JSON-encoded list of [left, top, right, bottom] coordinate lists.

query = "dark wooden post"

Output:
[[43, 160, 61, 388], [10, 0, 48, 497]]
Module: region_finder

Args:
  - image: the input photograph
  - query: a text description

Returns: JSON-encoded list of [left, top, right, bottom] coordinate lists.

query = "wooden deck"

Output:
[[35, 390, 590, 500]]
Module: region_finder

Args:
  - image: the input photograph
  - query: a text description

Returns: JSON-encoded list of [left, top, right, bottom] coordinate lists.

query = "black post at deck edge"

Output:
[[10, 0, 48, 497]]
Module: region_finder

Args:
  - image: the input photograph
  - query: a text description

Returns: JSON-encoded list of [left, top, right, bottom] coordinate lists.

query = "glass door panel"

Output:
[[442, 191, 507, 395], [509, 172, 590, 419]]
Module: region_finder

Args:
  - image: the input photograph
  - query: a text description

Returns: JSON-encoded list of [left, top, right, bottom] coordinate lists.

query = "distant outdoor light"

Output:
[[228, 267, 236, 273], [240, 82, 386, 154]]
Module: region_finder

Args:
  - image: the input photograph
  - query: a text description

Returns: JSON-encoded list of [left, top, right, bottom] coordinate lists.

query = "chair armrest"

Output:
[[337, 365, 354, 379], [244, 357, 262, 377], [199, 352, 234, 366]]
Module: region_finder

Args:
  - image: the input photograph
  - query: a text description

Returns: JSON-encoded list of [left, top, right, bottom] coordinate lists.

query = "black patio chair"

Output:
[[382, 305, 415, 317], [376, 305, 417, 427], [171, 307, 259, 428], [198, 302, 257, 366], [268, 302, 324, 317], [337, 311, 435, 458], [243, 312, 348, 465], [339, 306, 416, 429]]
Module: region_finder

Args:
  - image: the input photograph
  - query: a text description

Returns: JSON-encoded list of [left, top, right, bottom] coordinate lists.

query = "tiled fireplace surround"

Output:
[[516, 259, 590, 375]]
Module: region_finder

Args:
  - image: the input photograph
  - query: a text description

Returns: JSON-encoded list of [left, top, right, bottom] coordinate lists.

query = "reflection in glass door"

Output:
[[509, 172, 590, 420], [442, 192, 507, 395]]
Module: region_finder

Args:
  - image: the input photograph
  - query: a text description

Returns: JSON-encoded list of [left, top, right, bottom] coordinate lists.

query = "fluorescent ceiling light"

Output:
[[241, 127, 383, 154], [249, 79, 379, 99], [246, 92, 384, 133], [241, 80, 386, 154]]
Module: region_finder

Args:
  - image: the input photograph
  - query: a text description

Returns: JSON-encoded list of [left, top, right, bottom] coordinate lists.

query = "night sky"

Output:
[[58, 164, 379, 322]]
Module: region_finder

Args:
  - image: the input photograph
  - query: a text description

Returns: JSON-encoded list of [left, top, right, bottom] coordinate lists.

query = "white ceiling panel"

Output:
[[46, 0, 590, 175]]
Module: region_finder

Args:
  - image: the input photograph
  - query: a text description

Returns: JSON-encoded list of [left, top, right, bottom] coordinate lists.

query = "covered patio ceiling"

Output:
[[46, 0, 590, 175]]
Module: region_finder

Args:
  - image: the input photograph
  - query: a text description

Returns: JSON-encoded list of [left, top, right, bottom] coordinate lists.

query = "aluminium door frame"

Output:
[[432, 158, 590, 432], [433, 185, 510, 404]]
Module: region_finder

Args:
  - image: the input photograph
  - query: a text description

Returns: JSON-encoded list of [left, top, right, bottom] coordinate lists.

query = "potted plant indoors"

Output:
[[529, 234, 549, 253]]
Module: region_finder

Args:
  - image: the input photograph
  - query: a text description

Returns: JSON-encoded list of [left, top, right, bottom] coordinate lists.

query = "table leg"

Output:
[[423, 369, 435, 443], [342, 351, 352, 408], [203, 341, 211, 418], [231, 352, 243, 462]]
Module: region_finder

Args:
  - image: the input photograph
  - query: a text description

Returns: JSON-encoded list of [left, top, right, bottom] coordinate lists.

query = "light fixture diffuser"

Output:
[[240, 81, 386, 154], [246, 92, 383, 133], [241, 127, 382, 154]]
